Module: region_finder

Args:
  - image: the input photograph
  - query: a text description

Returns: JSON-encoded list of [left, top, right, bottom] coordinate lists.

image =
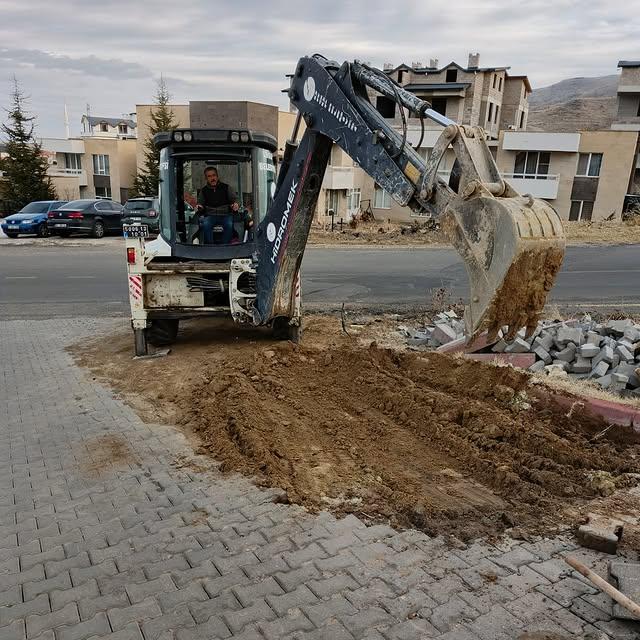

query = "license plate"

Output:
[[123, 224, 149, 238], [7, 225, 19, 230], [54, 223, 67, 228]]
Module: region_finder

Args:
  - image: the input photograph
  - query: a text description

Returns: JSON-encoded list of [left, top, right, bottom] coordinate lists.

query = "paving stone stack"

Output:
[[501, 317, 640, 397], [399, 314, 640, 397]]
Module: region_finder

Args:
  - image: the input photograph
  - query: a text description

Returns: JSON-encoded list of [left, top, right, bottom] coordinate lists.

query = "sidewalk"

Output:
[[0, 317, 638, 640]]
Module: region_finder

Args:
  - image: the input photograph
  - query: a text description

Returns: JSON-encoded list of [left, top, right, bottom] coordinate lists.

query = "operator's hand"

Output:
[[231, 202, 239, 212], [196, 204, 204, 212]]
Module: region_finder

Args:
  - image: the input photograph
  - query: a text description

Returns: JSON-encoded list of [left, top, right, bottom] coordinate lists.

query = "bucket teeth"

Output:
[[443, 194, 565, 340]]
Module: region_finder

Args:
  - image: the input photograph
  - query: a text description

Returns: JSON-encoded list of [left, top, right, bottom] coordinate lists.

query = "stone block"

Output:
[[580, 343, 600, 358], [616, 344, 634, 362], [607, 319, 633, 336], [577, 514, 624, 554], [590, 361, 610, 378], [555, 344, 576, 362], [534, 332, 555, 352], [432, 323, 457, 345], [586, 331, 602, 346], [551, 360, 570, 371], [529, 361, 546, 373], [505, 337, 531, 354], [593, 345, 614, 368], [556, 326, 583, 347], [596, 375, 612, 389], [545, 364, 568, 378], [572, 356, 593, 374], [609, 561, 640, 621], [492, 339, 507, 353], [533, 346, 552, 365]]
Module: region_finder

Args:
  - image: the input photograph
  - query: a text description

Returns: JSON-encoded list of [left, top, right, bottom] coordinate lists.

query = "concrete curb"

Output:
[[552, 393, 640, 430]]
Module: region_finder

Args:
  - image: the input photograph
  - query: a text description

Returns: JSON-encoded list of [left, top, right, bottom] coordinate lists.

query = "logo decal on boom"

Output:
[[270, 180, 298, 264]]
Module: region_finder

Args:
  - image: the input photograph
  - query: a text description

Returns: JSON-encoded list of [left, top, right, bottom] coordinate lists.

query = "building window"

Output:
[[487, 102, 494, 123], [95, 186, 112, 199], [498, 77, 503, 92], [325, 189, 339, 216], [99, 123, 108, 132], [494, 105, 500, 124], [347, 188, 361, 215], [569, 200, 594, 221], [374, 186, 391, 209], [431, 97, 447, 116], [118, 124, 128, 134], [446, 68, 457, 83], [92, 154, 110, 176], [513, 151, 550, 178], [492, 74, 497, 89], [576, 153, 602, 177], [398, 70, 406, 84], [65, 153, 82, 172], [519, 110, 525, 129]]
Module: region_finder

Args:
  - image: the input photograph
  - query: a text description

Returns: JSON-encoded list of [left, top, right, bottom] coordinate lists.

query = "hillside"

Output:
[[527, 75, 618, 131]]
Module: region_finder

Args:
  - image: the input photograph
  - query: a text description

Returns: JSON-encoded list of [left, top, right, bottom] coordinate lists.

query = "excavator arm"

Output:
[[254, 55, 565, 339]]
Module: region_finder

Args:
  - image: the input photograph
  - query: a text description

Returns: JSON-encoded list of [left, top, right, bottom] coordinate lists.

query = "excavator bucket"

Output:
[[442, 192, 565, 341]]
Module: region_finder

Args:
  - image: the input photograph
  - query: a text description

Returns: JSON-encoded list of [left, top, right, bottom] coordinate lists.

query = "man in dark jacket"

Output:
[[196, 167, 239, 244]]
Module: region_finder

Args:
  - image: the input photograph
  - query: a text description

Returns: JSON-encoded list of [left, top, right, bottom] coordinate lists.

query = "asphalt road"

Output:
[[1, 241, 640, 319]]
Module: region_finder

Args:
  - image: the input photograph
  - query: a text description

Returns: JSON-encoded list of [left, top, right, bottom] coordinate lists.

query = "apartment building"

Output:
[[325, 56, 640, 224], [381, 53, 531, 138], [35, 114, 138, 202], [612, 61, 640, 195]]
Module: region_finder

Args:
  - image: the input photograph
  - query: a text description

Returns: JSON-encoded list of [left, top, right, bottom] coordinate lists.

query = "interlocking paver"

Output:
[[4, 318, 640, 640]]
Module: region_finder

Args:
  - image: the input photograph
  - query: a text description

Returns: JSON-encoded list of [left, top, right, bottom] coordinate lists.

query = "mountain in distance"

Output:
[[526, 74, 619, 132]]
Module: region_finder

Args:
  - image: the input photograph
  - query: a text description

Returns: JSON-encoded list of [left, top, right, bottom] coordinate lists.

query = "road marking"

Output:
[[5, 276, 36, 279], [66, 275, 96, 279]]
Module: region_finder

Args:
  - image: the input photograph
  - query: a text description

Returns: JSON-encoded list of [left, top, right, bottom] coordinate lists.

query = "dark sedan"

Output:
[[48, 199, 125, 238], [1, 201, 68, 238]]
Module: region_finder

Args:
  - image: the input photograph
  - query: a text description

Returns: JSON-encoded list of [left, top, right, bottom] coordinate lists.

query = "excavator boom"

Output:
[[254, 55, 565, 340]]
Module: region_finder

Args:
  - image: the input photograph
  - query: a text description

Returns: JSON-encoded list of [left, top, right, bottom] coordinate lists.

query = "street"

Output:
[[1, 241, 640, 319]]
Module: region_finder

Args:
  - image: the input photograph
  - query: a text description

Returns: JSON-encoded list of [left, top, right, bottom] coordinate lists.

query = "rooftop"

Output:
[[83, 116, 137, 129], [618, 60, 640, 68]]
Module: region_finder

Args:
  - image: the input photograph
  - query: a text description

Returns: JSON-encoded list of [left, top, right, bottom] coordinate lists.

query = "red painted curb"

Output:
[[552, 393, 640, 429]]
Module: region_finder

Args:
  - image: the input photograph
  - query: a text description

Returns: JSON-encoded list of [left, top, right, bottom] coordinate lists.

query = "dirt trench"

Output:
[[73, 315, 640, 542]]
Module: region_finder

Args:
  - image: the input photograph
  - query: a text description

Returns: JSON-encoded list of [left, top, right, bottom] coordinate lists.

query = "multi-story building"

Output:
[[325, 56, 640, 224], [35, 114, 138, 202], [612, 61, 640, 195], [381, 53, 531, 138]]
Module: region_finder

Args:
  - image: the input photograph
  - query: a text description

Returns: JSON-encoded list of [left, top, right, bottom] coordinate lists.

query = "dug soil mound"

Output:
[[73, 315, 640, 541]]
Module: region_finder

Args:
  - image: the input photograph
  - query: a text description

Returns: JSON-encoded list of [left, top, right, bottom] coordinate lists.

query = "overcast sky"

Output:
[[1, 0, 638, 138]]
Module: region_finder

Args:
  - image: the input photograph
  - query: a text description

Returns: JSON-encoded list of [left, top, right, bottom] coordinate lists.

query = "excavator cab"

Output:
[[153, 129, 277, 259]]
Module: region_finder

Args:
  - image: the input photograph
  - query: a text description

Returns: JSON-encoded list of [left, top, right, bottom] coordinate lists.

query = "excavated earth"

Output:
[[73, 315, 640, 542]]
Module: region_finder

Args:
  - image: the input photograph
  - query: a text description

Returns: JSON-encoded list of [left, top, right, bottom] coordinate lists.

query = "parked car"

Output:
[[48, 199, 125, 238], [1, 201, 68, 238], [122, 197, 160, 234]]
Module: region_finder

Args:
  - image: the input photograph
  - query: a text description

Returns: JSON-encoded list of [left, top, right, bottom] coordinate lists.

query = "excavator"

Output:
[[124, 54, 565, 356]]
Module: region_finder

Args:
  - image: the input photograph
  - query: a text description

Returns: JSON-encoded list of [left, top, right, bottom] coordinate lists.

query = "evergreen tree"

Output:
[[132, 77, 177, 196], [0, 77, 57, 210]]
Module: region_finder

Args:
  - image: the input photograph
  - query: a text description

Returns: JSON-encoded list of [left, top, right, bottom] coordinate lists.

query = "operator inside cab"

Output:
[[195, 166, 254, 245]]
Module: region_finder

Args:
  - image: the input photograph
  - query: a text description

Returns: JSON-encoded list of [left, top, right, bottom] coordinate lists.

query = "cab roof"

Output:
[[154, 128, 277, 152]]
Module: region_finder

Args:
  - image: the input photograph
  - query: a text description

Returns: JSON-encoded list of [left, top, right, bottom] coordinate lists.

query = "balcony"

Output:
[[48, 167, 88, 186], [502, 173, 560, 199], [322, 166, 355, 190], [502, 132, 580, 153]]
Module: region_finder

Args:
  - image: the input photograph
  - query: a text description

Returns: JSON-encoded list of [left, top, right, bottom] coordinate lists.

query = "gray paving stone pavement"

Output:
[[1, 317, 640, 639]]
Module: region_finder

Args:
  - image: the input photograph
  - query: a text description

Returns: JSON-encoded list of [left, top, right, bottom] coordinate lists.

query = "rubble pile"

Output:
[[399, 313, 640, 397]]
